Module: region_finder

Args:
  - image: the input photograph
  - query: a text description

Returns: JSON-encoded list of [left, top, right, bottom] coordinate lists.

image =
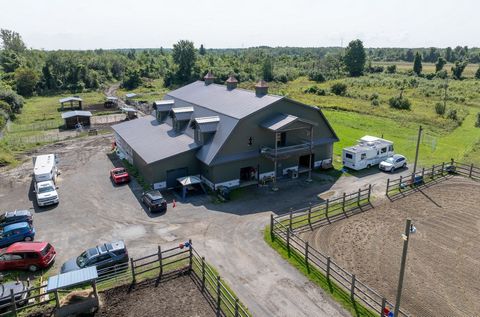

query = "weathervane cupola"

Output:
[[254, 79, 269, 96], [204, 71, 215, 85], [226, 75, 239, 90]]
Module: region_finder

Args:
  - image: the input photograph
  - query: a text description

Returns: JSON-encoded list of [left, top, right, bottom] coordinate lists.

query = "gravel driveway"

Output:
[[0, 134, 412, 317]]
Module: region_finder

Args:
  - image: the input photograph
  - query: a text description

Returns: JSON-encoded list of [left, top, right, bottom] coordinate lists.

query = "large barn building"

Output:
[[112, 73, 338, 190]]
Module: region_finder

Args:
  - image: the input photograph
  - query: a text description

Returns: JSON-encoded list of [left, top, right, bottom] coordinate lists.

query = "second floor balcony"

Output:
[[260, 143, 312, 160]]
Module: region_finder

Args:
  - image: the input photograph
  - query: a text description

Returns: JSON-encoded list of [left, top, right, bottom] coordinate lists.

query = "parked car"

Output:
[[0, 223, 35, 248], [0, 242, 56, 272], [379, 154, 407, 173], [60, 240, 128, 274], [34, 180, 59, 207], [110, 167, 130, 185], [141, 190, 167, 212], [0, 210, 33, 228], [0, 280, 29, 309]]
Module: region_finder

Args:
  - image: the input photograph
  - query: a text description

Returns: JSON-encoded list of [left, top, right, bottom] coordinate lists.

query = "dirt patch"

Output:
[[96, 275, 214, 317], [302, 176, 480, 317]]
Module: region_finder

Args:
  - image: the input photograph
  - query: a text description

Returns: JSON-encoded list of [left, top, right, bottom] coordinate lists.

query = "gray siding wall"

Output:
[[140, 150, 200, 187]]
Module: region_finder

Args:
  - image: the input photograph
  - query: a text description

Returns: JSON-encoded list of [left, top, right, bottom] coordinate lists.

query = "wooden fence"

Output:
[[273, 185, 372, 234], [0, 240, 249, 317], [270, 217, 409, 317], [386, 160, 479, 199]]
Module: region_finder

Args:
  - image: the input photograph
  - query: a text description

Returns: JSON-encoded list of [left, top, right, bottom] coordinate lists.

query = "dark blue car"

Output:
[[0, 222, 35, 248]]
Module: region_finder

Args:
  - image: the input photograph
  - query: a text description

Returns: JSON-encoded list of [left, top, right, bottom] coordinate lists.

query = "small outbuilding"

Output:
[[61, 110, 92, 129], [120, 107, 138, 120], [59, 97, 83, 110], [104, 96, 118, 108]]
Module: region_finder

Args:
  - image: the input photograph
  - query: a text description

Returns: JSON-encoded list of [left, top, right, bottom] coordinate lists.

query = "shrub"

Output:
[[0, 88, 24, 113], [436, 70, 448, 79], [304, 86, 326, 96], [476, 113, 480, 127], [308, 70, 326, 83], [371, 99, 380, 106], [388, 96, 411, 110], [424, 73, 436, 80], [385, 65, 397, 74], [475, 67, 480, 80], [435, 102, 446, 115], [330, 83, 347, 96], [366, 65, 384, 73], [447, 109, 458, 121]]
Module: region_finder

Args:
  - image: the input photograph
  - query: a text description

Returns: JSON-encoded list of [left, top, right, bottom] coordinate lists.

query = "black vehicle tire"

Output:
[[367, 164, 371, 169], [403, 163, 407, 168], [148, 206, 152, 212], [24, 236, 32, 242], [28, 264, 38, 272], [391, 167, 395, 173]]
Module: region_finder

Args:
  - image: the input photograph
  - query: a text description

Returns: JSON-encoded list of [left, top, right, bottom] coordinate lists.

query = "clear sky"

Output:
[[1, 0, 478, 50]]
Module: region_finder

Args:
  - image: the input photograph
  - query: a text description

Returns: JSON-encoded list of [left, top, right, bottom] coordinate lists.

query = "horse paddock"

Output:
[[301, 176, 480, 317]]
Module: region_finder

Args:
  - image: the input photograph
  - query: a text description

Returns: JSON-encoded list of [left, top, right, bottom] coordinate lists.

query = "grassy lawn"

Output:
[[264, 226, 377, 317], [0, 91, 104, 166], [117, 78, 170, 103]]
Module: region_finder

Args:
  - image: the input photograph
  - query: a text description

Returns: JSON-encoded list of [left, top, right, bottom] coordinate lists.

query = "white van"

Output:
[[33, 154, 58, 183], [342, 136, 394, 171]]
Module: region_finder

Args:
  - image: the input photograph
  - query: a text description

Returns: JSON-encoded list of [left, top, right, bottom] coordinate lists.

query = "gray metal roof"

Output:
[[125, 93, 137, 98], [112, 116, 200, 164], [46, 267, 98, 291], [166, 81, 283, 119], [261, 113, 317, 131], [106, 96, 118, 101], [154, 100, 175, 106], [192, 116, 220, 133], [61, 111, 92, 119], [59, 97, 82, 103]]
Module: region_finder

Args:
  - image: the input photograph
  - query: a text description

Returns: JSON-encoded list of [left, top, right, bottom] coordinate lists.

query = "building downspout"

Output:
[[307, 126, 313, 182]]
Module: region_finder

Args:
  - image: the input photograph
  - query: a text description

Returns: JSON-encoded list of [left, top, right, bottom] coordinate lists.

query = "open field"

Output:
[[244, 75, 480, 166], [373, 61, 480, 78], [117, 78, 170, 103], [301, 176, 480, 317]]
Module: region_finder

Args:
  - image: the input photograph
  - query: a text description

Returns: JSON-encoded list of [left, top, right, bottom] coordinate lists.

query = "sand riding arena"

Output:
[[301, 176, 480, 317]]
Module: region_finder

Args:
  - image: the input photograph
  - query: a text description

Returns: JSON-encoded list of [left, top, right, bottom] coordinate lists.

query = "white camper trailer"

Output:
[[33, 154, 58, 183], [342, 136, 394, 171]]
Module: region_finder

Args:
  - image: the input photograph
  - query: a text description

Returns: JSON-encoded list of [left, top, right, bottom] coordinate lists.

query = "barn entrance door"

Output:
[[166, 167, 188, 189]]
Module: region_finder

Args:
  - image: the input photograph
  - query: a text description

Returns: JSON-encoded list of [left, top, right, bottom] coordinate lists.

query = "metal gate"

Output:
[[166, 167, 188, 188]]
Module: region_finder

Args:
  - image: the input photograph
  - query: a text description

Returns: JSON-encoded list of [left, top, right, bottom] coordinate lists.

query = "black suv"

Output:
[[60, 240, 128, 274], [141, 190, 167, 212], [0, 210, 33, 228]]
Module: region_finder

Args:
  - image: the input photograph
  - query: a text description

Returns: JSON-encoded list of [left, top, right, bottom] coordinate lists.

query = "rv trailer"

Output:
[[342, 136, 394, 170]]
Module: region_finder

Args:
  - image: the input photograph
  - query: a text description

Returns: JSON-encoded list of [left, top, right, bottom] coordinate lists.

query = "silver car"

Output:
[[379, 154, 407, 172]]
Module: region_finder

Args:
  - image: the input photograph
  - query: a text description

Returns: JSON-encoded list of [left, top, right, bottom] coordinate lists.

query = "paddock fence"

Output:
[[0, 240, 249, 317], [270, 217, 409, 317], [385, 160, 479, 199], [273, 186, 372, 234]]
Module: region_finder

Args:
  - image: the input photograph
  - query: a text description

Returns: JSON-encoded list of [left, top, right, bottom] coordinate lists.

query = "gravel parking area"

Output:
[[0, 134, 404, 317]]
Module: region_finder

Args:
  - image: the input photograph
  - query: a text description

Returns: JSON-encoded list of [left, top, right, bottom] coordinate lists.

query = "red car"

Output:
[[0, 242, 56, 272], [110, 167, 130, 185]]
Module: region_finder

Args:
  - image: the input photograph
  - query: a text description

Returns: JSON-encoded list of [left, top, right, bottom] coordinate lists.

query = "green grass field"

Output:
[[117, 78, 169, 103]]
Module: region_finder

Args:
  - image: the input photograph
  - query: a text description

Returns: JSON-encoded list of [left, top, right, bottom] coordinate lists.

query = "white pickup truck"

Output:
[[34, 180, 59, 207]]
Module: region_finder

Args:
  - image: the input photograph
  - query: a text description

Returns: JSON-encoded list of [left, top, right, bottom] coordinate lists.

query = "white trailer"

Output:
[[342, 136, 394, 170], [33, 154, 58, 183]]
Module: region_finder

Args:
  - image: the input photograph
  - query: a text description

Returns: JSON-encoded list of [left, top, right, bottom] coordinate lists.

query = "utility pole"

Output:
[[394, 218, 412, 317], [412, 125, 423, 176]]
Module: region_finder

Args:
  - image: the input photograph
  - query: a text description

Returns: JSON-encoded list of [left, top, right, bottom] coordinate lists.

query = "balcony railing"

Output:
[[260, 143, 311, 159]]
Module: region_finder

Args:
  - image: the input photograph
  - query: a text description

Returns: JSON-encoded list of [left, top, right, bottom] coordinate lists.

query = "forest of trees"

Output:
[[1, 28, 480, 129]]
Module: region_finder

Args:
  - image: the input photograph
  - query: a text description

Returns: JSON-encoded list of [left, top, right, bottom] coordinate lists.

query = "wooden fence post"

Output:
[[470, 164, 474, 178], [270, 214, 274, 240], [216, 276, 221, 317], [381, 297, 386, 317], [130, 257, 136, 284], [289, 208, 293, 231], [326, 256, 331, 280], [350, 274, 356, 301], [201, 257, 206, 292], [325, 199, 330, 223], [307, 203, 312, 227], [158, 245, 163, 279], [305, 241, 309, 269], [286, 230, 290, 254], [234, 298, 239, 317], [399, 175, 403, 191], [431, 165, 435, 178], [342, 193, 348, 218], [357, 188, 361, 206], [421, 167, 425, 178], [10, 289, 17, 317], [441, 162, 445, 175], [367, 184, 372, 203], [188, 239, 193, 272], [386, 178, 390, 197], [54, 290, 60, 307]]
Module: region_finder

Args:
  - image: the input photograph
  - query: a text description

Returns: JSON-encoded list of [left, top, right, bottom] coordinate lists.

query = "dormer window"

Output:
[[154, 100, 175, 122], [190, 116, 220, 145], [170, 107, 194, 131]]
